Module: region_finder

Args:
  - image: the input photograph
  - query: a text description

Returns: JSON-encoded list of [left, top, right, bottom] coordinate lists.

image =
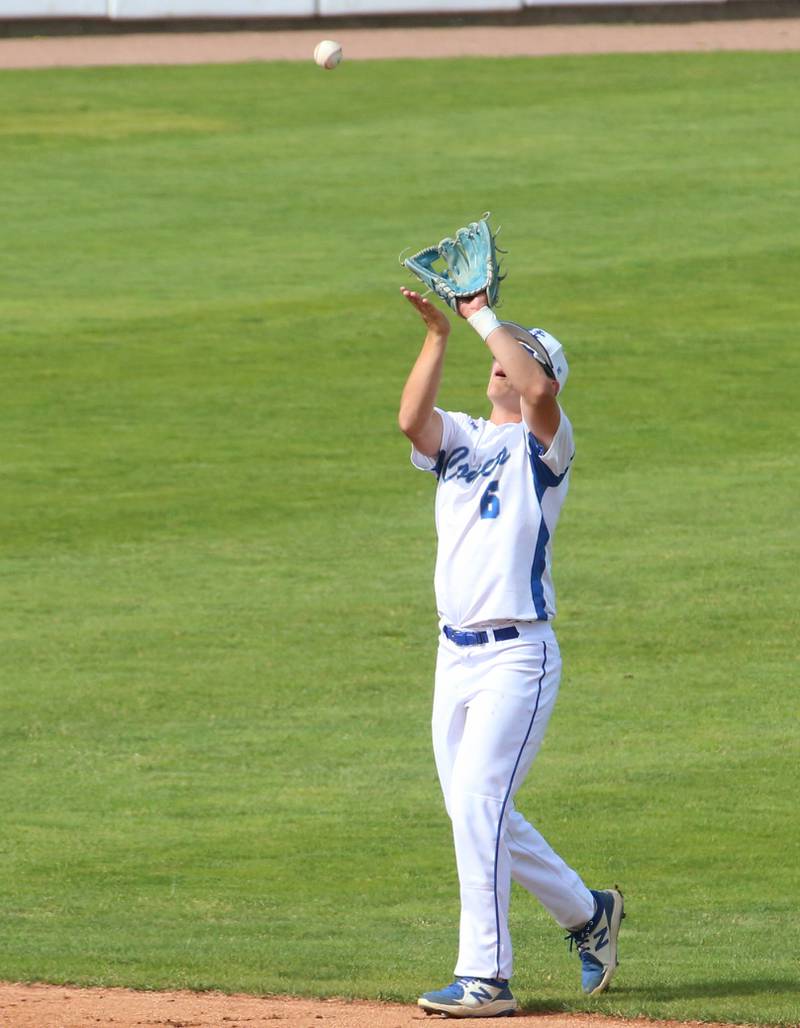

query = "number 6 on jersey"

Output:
[[480, 480, 500, 519]]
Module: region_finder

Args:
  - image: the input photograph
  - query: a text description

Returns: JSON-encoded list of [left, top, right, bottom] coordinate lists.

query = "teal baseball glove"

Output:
[[402, 215, 504, 311]]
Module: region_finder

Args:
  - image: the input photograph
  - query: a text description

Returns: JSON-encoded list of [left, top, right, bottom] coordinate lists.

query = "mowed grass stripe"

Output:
[[0, 53, 798, 1024]]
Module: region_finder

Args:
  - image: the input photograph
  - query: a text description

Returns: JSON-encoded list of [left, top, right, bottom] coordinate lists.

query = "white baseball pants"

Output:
[[432, 623, 594, 981]]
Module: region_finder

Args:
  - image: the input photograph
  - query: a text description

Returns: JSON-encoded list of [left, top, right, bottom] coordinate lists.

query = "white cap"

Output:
[[499, 322, 569, 391]]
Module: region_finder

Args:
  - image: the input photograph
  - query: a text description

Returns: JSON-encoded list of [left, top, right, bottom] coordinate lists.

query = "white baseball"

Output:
[[314, 40, 343, 70]]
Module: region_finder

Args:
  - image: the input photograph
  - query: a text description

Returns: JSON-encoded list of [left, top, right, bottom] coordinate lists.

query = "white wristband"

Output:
[[467, 306, 502, 341]]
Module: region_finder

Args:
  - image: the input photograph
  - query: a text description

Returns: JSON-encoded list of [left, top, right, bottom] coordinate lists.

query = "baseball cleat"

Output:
[[567, 888, 625, 995], [418, 976, 518, 1017]]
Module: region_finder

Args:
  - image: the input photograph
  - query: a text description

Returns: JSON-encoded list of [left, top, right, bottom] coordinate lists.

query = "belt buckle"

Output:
[[444, 625, 487, 647]]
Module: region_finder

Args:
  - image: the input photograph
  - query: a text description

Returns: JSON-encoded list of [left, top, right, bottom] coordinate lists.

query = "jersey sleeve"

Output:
[[528, 406, 575, 477], [410, 409, 462, 474]]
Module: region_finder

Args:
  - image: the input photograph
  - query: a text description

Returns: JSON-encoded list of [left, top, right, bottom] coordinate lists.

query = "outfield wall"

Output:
[[0, 0, 730, 18]]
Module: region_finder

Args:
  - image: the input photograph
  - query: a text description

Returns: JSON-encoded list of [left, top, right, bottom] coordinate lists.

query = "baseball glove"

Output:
[[402, 215, 504, 311]]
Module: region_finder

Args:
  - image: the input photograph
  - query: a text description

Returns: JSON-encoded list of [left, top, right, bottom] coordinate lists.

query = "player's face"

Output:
[[486, 357, 560, 407], [486, 358, 520, 405]]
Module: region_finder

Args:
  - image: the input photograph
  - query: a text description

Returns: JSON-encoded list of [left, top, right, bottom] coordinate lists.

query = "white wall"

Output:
[[0, 0, 723, 17], [108, 0, 314, 14], [319, 0, 520, 13], [0, 1, 106, 13]]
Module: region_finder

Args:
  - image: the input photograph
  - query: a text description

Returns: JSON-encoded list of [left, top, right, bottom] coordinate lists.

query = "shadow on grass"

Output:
[[517, 978, 800, 1018], [614, 977, 800, 1000], [592, 978, 797, 1003]]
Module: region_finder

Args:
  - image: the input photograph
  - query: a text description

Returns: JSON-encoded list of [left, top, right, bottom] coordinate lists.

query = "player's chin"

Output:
[[487, 380, 514, 402]]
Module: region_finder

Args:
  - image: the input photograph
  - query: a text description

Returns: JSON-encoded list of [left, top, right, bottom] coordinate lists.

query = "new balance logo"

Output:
[[470, 986, 493, 1001], [593, 926, 609, 950]]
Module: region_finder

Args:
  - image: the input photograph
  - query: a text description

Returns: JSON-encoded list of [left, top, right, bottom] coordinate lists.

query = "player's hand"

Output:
[[456, 292, 490, 320], [401, 288, 451, 337]]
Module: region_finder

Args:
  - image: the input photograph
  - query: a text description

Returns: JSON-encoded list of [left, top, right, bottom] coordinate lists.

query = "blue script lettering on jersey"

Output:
[[441, 445, 511, 484]]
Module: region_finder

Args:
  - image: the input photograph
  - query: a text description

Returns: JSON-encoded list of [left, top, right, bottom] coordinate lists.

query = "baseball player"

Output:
[[398, 286, 624, 1018]]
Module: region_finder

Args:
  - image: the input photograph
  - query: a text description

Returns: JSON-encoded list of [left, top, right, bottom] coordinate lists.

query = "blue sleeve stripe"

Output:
[[526, 432, 571, 497]]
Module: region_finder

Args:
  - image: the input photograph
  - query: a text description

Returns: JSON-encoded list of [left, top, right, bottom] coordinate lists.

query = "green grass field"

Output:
[[1, 51, 798, 1025]]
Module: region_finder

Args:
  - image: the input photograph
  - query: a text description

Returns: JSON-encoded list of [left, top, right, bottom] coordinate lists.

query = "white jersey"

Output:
[[411, 407, 574, 629]]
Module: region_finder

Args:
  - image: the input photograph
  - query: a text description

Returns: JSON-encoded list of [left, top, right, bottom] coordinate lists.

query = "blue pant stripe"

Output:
[[492, 641, 547, 977]]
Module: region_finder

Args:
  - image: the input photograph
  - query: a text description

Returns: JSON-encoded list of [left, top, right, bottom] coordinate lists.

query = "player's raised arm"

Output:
[[457, 293, 561, 448], [397, 288, 449, 458]]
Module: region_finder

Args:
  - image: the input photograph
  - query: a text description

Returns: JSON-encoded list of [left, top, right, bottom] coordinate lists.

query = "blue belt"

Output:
[[443, 625, 520, 647]]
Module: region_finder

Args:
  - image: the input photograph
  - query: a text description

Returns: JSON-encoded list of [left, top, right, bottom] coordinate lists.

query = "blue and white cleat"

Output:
[[567, 888, 625, 995], [418, 976, 518, 1017]]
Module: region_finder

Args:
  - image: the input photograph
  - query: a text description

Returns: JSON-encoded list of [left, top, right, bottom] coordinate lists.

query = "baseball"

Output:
[[314, 39, 343, 70]]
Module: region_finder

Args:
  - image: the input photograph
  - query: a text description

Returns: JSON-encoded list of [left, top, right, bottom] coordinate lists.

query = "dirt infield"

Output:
[[0, 981, 761, 1028], [0, 17, 798, 67]]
